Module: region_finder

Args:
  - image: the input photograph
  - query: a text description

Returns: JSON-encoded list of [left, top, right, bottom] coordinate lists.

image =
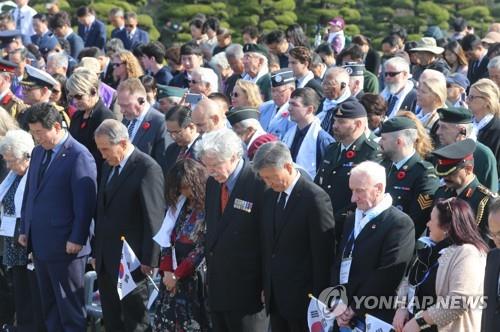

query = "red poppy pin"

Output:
[[345, 150, 356, 159], [396, 171, 406, 180], [142, 122, 151, 130], [80, 121, 87, 129], [281, 111, 289, 118], [1, 94, 11, 105]]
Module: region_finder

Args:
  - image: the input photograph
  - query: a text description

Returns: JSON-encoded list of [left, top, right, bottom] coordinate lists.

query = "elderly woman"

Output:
[[0, 130, 44, 331], [231, 79, 263, 108], [153, 158, 208, 332], [393, 198, 488, 332], [209, 52, 233, 93], [111, 50, 144, 86], [415, 73, 447, 143], [67, 68, 115, 179], [468, 78, 500, 172]]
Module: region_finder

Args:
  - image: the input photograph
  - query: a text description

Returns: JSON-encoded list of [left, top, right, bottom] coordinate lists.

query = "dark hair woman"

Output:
[[443, 41, 469, 75], [393, 198, 488, 332], [153, 159, 209, 332]]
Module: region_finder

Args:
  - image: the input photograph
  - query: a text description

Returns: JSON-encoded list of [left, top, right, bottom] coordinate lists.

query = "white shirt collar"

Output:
[[280, 171, 301, 205], [296, 71, 314, 88], [394, 150, 415, 170], [118, 146, 135, 172]]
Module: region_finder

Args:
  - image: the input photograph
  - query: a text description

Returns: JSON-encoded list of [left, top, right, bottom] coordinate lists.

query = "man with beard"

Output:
[[379, 117, 439, 239], [380, 57, 416, 118], [315, 100, 381, 242]]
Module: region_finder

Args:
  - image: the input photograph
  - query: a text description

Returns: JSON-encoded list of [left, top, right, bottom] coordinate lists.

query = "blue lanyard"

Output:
[[411, 262, 439, 288], [342, 230, 355, 259]]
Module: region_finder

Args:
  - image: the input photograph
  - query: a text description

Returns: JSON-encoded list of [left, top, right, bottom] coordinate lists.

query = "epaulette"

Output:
[[364, 137, 380, 150], [477, 185, 498, 198]]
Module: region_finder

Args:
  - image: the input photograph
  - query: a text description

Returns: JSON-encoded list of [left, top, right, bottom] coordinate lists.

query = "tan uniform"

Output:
[[0, 90, 27, 122]]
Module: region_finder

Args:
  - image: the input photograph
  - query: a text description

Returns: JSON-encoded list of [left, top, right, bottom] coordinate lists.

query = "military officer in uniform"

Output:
[[315, 100, 381, 241], [432, 139, 498, 242], [0, 58, 26, 121], [379, 116, 439, 238]]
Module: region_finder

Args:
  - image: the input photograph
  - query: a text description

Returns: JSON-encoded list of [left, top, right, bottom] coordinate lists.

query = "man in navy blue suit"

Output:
[[118, 12, 149, 51], [109, 7, 125, 39], [76, 6, 106, 50], [19, 103, 97, 332], [49, 11, 84, 60]]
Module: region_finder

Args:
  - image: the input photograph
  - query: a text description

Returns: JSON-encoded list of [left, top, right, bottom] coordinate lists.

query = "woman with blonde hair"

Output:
[[397, 110, 434, 159], [467, 78, 500, 169], [111, 50, 144, 86], [230, 79, 263, 108], [416, 75, 447, 143]]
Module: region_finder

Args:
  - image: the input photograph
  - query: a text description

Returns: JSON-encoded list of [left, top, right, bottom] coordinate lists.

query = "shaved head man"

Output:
[[191, 98, 227, 134]]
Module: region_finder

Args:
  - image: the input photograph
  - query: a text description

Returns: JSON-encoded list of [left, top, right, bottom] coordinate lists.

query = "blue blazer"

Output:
[[67, 32, 84, 60], [259, 100, 295, 140], [21, 135, 97, 261], [78, 19, 107, 49], [117, 28, 149, 50], [110, 27, 124, 39]]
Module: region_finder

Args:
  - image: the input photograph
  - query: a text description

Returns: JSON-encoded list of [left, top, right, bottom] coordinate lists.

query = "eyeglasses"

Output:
[[22, 85, 42, 92], [384, 71, 402, 77], [69, 93, 84, 100], [52, 89, 61, 94], [466, 94, 485, 101], [112, 62, 124, 68]]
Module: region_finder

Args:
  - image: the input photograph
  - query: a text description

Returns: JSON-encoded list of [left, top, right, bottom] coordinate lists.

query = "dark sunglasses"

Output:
[[69, 93, 84, 100], [112, 62, 124, 68], [384, 71, 402, 77], [52, 89, 61, 94]]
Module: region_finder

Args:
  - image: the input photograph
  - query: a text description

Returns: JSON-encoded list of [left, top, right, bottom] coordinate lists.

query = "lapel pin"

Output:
[[371, 224, 376, 229], [62, 153, 66, 157]]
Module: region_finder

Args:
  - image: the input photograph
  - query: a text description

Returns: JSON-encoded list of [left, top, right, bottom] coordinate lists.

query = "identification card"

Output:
[[407, 285, 416, 314], [339, 258, 352, 284], [0, 215, 16, 237]]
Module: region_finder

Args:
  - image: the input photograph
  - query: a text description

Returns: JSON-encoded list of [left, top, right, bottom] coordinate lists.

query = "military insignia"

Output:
[[319, 176, 323, 185], [417, 194, 433, 210], [345, 67, 353, 75], [275, 74, 283, 83], [233, 198, 253, 213], [371, 224, 376, 229], [465, 187, 473, 198]]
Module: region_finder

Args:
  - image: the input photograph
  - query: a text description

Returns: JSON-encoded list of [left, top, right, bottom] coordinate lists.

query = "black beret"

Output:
[[243, 43, 268, 57], [226, 106, 260, 126], [271, 68, 295, 87], [380, 116, 417, 133], [437, 107, 472, 124], [334, 100, 367, 118], [432, 139, 476, 176]]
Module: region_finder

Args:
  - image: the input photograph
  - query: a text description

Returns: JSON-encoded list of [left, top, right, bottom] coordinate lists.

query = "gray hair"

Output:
[[193, 67, 219, 93], [238, 118, 263, 131], [252, 141, 293, 171], [225, 44, 244, 59], [324, 66, 350, 85], [210, 52, 230, 70], [94, 119, 129, 144], [0, 129, 35, 160], [250, 52, 269, 73], [351, 161, 386, 188], [47, 52, 68, 69], [195, 128, 243, 161], [109, 8, 124, 18], [393, 128, 418, 147], [487, 56, 500, 70], [384, 56, 410, 73]]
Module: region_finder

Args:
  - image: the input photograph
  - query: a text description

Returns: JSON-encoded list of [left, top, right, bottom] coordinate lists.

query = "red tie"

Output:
[[220, 183, 229, 213]]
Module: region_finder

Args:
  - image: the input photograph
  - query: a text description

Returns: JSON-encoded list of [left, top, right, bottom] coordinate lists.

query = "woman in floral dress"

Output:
[[153, 158, 208, 332]]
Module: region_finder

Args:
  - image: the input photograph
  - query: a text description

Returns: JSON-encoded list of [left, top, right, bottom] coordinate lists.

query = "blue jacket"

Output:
[[117, 28, 149, 50], [21, 135, 97, 261], [78, 19, 107, 49], [66, 32, 84, 60], [259, 100, 296, 140]]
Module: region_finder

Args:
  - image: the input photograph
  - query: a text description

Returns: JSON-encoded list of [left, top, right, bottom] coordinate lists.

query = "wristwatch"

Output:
[[415, 311, 431, 329]]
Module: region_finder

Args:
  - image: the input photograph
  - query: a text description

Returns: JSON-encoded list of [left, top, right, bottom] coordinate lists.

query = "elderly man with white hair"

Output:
[[224, 44, 245, 98], [210, 52, 233, 93], [332, 161, 415, 329], [195, 128, 270, 332], [487, 55, 500, 88], [191, 97, 227, 134], [189, 66, 219, 96], [380, 56, 416, 118], [46, 52, 69, 76], [242, 43, 272, 101]]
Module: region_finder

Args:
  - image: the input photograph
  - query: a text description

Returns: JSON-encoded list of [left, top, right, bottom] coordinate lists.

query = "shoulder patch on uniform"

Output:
[[477, 185, 497, 198], [417, 194, 433, 210]]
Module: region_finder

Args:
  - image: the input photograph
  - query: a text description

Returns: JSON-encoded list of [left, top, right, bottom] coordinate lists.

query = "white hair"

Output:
[[225, 44, 244, 59], [237, 118, 263, 131], [194, 67, 219, 93], [351, 161, 386, 187], [488, 56, 500, 70], [0, 129, 35, 160], [325, 66, 350, 85], [195, 128, 243, 161], [47, 52, 69, 69], [94, 119, 129, 144], [384, 56, 410, 74], [210, 52, 230, 71], [250, 52, 269, 74]]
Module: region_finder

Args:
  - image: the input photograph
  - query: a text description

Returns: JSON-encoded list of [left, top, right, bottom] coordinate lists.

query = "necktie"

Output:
[[388, 164, 398, 177], [107, 165, 120, 187], [386, 95, 398, 117], [38, 149, 53, 185], [274, 192, 288, 233], [16, 10, 21, 30], [220, 183, 229, 213], [128, 119, 137, 139], [295, 79, 300, 88], [321, 108, 334, 133]]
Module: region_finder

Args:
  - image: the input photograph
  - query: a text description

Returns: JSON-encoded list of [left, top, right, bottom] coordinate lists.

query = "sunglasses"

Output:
[[112, 62, 124, 68], [52, 89, 61, 94], [69, 93, 84, 100], [384, 71, 402, 77]]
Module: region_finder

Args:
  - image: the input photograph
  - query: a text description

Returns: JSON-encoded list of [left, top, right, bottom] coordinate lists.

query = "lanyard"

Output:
[[342, 230, 355, 259], [411, 262, 439, 289]]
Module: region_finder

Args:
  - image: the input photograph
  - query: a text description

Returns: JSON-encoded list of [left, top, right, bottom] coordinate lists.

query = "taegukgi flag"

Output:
[[117, 237, 140, 300]]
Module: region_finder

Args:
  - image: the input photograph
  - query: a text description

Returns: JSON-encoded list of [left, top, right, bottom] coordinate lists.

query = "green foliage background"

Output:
[[31, 0, 499, 48]]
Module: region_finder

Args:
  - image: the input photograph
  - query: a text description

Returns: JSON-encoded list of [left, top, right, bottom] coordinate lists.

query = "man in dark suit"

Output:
[[195, 128, 269, 331], [289, 46, 324, 99], [117, 12, 149, 51], [49, 11, 84, 60], [224, 44, 245, 99], [483, 198, 500, 332], [116, 78, 172, 172], [253, 141, 335, 332], [76, 6, 106, 50], [20, 103, 97, 332], [93, 119, 164, 331], [31, 13, 57, 51], [332, 161, 415, 327], [141, 41, 173, 85], [109, 7, 125, 39], [380, 56, 417, 118], [462, 34, 490, 85]]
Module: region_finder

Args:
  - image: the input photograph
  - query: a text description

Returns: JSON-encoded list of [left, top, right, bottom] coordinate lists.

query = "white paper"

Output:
[[365, 314, 394, 332], [0, 216, 16, 237], [153, 195, 186, 247], [339, 258, 352, 284]]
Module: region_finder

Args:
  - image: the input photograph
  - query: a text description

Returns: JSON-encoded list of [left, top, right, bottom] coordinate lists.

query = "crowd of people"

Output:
[[0, 0, 498, 332]]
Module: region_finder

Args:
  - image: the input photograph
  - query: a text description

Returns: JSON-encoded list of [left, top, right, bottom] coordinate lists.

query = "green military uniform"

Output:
[[363, 69, 379, 94]]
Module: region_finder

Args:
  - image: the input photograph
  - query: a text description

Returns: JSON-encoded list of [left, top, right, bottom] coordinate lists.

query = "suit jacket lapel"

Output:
[[104, 150, 138, 206], [132, 109, 151, 144], [36, 137, 71, 194], [273, 177, 304, 247]]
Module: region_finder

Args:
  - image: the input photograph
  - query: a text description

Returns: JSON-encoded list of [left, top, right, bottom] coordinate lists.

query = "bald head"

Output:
[[192, 98, 226, 134], [419, 69, 445, 85]]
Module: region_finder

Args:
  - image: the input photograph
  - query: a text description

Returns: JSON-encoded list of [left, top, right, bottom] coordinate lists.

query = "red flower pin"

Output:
[[396, 171, 406, 180], [345, 150, 356, 159], [80, 121, 87, 129], [142, 122, 151, 130], [281, 111, 289, 118]]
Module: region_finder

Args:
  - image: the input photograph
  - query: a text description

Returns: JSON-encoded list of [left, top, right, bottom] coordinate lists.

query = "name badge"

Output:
[[233, 198, 253, 213], [339, 258, 352, 284], [407, 284, 416, 314], [0, 215, 16, 237]]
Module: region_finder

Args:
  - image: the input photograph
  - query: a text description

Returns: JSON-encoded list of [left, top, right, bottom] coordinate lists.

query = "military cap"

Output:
[[0, 30, 23, 48], [437, 107, 473, 124], [226, 106, 260, 126], [446, 73, 470, 90], [380, 116, 417, 133], [0, 58, 17, 73], [38, 35, 58, 55], [271, 68, 295, 87], [343, 62, 364, 76], [20, 65, 58, 89], [334, 100, 367, 118], [432, 138, 476, 176], [242, 43, 268, 57], [157, 85, 186, 99]]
